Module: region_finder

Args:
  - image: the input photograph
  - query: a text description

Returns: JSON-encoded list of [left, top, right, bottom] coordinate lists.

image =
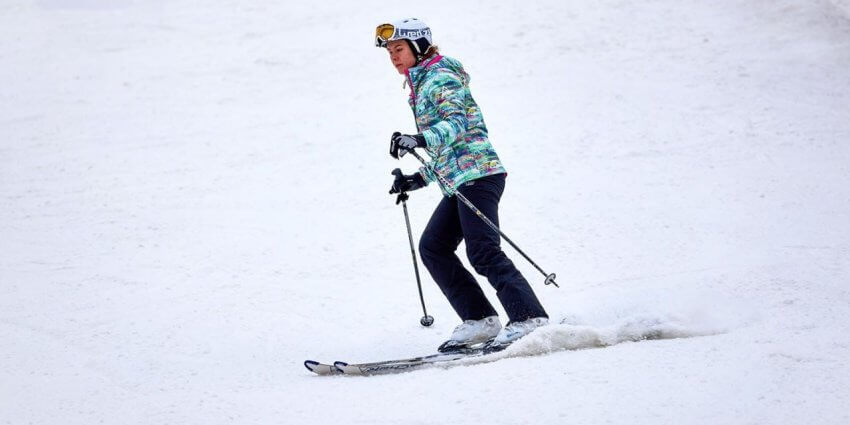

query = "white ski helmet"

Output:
[[374, 18, 433, 58]]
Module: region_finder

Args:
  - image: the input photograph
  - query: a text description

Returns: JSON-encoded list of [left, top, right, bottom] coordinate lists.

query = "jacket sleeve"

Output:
[[417, 168, 434, 185], [420, 69, 468, 151]]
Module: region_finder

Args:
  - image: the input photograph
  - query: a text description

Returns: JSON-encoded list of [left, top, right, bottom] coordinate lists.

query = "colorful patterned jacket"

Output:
[[405, 55, 506, 195]]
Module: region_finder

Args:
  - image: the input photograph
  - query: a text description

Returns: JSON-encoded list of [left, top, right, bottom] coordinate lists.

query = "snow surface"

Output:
[[2, 0, 850, 424]]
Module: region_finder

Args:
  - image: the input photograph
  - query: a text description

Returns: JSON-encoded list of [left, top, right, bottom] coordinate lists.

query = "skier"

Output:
[[375, 18, 550, 352]]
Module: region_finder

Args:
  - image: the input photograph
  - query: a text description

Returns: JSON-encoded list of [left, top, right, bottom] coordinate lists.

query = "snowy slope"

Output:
[[2, 0, 849, 424]]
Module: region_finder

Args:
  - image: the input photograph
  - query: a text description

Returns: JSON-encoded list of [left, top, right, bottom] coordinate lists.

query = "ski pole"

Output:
[[393, 184, 435, 327], [406, 150, 559, 288]]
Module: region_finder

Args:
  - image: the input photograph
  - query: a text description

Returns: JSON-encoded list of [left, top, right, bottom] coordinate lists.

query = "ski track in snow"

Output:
[[2, 0, 850, 424]]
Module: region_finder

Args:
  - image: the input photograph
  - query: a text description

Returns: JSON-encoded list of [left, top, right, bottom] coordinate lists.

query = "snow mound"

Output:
[[450, 313, 728, 368], [505, 314, 721, 357]]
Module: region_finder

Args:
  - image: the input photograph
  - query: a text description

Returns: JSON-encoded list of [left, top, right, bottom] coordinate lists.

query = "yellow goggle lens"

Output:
[[376, 24, 395, 41]]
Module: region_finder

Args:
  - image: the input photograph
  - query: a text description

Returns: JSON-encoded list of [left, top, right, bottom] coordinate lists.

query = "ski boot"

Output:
[[485, 317, 549, 351], [438, 315, 501, 353]]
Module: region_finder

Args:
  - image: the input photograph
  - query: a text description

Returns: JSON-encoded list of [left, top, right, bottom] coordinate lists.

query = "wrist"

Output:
[[414, 134, 427, 148]]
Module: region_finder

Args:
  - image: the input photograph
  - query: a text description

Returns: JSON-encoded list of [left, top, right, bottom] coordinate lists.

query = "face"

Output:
[[386, 40, 416, 74]]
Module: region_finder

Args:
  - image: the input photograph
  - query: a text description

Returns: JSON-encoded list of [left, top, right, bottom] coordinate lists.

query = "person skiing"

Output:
[[375, 18, 550, 352]]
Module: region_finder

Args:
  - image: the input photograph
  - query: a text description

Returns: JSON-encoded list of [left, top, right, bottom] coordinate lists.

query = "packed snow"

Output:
[[2, 0, 849, 424]]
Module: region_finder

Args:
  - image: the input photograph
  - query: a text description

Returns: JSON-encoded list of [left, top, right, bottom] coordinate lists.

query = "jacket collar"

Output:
[[405, 55, 443, 89]]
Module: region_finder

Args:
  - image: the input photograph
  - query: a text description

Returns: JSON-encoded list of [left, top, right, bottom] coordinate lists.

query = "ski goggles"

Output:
[[375, 23, 396, 47]]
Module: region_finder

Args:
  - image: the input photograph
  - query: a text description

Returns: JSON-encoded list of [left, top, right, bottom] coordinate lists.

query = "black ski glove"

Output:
[[389, 168, 427, 194], [389, 132, 426, 159]]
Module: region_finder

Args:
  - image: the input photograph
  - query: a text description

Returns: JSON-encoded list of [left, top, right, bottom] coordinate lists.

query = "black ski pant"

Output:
[[419, 173, 548, 323]]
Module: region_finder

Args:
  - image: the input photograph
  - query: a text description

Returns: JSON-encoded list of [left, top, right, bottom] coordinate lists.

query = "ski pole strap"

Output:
[[396, 192, 410, 205], [407, 150, 559, 288]]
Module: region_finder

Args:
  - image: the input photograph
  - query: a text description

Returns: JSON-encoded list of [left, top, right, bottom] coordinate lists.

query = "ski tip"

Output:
[[334, 361, 348, 373], [305, 360, 345, 376], [334, 361, 364, 376]]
